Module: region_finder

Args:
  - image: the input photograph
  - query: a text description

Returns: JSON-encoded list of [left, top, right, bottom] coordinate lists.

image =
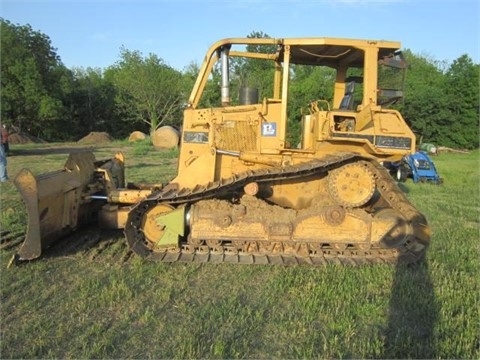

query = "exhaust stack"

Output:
[[220, 46, 230, 106]]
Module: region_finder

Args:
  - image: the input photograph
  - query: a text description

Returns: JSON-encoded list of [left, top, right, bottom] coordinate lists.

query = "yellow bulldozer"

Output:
[[14, 37, 430, 265]]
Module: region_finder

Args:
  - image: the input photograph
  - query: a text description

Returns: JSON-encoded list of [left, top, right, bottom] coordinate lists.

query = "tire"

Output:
[[396, 166, 408, 182]]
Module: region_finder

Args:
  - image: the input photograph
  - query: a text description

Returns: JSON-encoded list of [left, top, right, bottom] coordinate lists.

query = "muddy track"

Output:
[[125, 152, 430, 266]]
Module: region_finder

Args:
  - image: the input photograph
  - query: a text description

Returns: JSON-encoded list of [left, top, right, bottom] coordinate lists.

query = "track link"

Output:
[[124, 152, 430, 265]]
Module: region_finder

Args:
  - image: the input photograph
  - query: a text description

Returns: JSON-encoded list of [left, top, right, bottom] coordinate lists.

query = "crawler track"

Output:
[[125, 152, 430, 265]]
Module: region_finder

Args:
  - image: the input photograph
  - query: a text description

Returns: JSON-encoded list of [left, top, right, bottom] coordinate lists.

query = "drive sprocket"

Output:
[[327, 161, 376, 207]]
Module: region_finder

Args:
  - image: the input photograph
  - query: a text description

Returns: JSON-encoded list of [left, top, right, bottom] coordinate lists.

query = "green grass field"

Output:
[[1, 142, 478, 359]]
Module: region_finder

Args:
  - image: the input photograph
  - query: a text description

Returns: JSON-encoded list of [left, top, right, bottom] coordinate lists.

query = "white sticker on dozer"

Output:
[[262, 122, 277, 137]]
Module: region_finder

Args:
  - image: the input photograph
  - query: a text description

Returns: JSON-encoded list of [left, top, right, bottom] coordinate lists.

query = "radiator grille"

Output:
[[214, 120, 257, 152]]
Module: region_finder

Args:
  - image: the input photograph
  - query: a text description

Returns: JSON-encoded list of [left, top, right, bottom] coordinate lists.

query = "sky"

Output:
[[2, 0, 479, 71]]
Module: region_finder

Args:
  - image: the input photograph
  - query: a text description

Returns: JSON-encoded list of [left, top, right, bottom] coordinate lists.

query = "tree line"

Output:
[[1, 19, 478, 149]]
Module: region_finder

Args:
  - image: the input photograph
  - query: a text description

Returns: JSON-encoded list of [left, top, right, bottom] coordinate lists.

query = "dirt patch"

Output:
[[8, 132, 46, 145], [77, 132, 113, 144]]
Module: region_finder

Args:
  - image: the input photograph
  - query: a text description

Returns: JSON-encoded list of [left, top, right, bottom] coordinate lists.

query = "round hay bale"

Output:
[[128, 131, 147, 142], [78, 132, 113, 144], [151, 126, 180, 149]]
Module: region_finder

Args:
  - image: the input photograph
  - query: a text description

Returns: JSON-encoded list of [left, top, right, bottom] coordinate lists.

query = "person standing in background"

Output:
[[0, 127, 8, 182], [1, 124, 9, 154]]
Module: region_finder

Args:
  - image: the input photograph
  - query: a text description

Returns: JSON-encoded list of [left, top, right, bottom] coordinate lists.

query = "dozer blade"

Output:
[[14, 151, 124, 261]]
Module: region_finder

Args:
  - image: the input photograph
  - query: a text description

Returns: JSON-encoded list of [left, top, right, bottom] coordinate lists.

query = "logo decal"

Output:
[[262, 122, 276, 137]]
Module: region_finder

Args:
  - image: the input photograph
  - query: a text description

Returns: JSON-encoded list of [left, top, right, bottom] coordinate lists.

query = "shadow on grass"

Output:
[[127, 162, 162, 170], [9, 146, 94, 156], [396, 182, 410, 194], [382, 254, 439, 358]]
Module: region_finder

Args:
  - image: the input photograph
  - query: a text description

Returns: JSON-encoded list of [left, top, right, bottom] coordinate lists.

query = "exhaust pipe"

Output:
[[220, 46, 230, 106]]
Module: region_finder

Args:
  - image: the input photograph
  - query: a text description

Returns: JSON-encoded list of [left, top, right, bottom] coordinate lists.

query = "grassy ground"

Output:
[[0, 142, 478, 359]]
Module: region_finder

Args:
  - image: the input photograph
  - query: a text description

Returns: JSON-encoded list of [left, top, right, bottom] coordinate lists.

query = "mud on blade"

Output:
[[14, 151, 125, 260]]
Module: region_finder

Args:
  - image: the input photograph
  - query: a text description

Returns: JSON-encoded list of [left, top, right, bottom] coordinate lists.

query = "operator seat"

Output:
[[335, 81, 357, 132], [339, 81, 355, 110]]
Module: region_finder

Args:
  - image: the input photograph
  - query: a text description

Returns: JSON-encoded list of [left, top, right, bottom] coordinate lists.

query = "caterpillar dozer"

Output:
[[14, 37, 431, 265]]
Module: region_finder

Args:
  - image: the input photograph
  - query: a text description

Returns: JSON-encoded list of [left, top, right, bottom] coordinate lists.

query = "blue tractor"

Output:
[[390, 151, 443, 184]]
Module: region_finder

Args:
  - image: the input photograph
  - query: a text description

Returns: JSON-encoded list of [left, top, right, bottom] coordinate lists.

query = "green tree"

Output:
[[181, 62, 199, 102], [241, 31, 276, 98], [228, 31, 276, 104], [442, 55, 479, 149], [105, 48, 184, 135], [401, 51, 479, 149], [400, 51, 450, 145], [0, 18, 68, 140], [182, 61, 222, 109], [287, 65, 336, 146], [61, 67, 121, 140]]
